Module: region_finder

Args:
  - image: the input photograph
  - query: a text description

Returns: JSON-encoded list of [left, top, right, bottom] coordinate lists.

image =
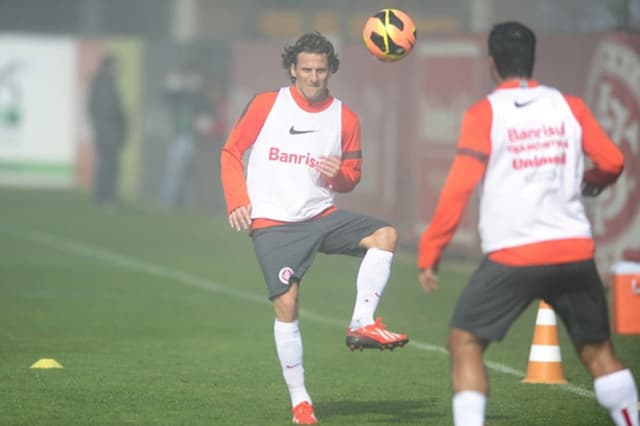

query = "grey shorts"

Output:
[[251, 210, 389, 299], [451, 258, 611, 346]]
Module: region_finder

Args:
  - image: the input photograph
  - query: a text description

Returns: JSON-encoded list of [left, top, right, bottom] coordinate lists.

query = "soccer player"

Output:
[[221, 31, 408, 425], [417, 21, 638, 426]]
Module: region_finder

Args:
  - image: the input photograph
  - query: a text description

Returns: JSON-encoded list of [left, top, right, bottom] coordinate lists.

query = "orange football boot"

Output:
[[346, 317, 409, 351], [292, 401, 317, 425]]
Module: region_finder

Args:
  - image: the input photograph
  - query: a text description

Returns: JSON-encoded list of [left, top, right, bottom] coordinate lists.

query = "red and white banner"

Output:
[[583, 34, 640, 268]]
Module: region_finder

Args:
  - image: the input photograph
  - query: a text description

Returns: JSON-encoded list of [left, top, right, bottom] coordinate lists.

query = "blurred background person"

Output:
[[205, 79, 228, 153], [88, 54, 128, 207], [204, 79, 229, 213], [159, 62, 211, 210]]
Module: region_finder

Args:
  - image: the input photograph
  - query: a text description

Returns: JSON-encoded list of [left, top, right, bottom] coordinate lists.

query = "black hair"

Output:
[[281, 31, 340, 82], [488, 21, 536, 79]]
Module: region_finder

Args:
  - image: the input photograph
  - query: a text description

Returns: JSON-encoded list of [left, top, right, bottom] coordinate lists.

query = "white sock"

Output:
[[594, 369, 639, 426], [349, 248, 393, 330], [452, 390, 486, 426], [274, 319, 311, 407]]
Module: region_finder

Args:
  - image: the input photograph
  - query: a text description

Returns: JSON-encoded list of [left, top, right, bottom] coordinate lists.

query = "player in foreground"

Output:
[[220, 31, 408, 425], [417, 21, 638, 426]]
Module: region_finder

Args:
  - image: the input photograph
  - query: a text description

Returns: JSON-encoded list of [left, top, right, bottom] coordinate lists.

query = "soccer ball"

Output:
[[362, 8, 416, 62]]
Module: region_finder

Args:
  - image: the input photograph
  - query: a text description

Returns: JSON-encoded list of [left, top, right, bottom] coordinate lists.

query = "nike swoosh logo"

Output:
[[286, 363, 301, 369], [514, 99, 537, 108], [289, 125, 318, 135]]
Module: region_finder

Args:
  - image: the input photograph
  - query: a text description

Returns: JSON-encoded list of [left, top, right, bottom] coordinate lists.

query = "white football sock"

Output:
[[594, 369, 639, 426], [452, 390, 486, 426], [349, 248, 393, 330], [274, 319, 311, 407]]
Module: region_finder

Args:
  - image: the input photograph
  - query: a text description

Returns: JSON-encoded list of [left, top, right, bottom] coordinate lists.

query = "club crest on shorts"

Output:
[[278, 266, 294, 285]]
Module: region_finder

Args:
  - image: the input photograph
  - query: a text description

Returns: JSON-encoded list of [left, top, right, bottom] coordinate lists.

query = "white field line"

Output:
[[4, 226, 595, 399]]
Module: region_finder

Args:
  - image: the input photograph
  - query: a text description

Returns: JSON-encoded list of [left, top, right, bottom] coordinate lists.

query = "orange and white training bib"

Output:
[[479, 84, 592, 253], [247, 87, 343, 222]]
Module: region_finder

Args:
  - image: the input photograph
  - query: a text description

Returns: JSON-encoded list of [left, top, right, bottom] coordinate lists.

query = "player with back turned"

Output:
[[417, 21, 638, 426], [220, 31, 408, 424]]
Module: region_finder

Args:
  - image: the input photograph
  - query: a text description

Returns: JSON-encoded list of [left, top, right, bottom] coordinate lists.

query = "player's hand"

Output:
[[228, 204, 252, 231], [419, 268, 439, 293], [581, 180, 605, 197], [317, 155, 341, 179]]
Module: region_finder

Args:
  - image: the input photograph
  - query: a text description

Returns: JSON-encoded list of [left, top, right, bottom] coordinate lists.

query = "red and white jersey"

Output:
[[479, 84, 592, 252], [247, 87, 342, 221], [220, 84, 363, 230], [418, 79, 624, 269]]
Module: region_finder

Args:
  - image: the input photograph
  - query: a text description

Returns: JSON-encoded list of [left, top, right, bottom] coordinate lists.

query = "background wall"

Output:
[[0, 0, 638, 271]]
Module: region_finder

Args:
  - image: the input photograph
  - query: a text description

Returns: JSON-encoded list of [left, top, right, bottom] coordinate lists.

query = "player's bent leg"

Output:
[[347, 226, 407, 351], [349, 248, 392, 329], [345, 226, 409, 351], [579, 340, 639, 426], [359, 225, 397, 252]]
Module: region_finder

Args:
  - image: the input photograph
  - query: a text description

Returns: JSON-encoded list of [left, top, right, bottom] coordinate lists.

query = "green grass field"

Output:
[[1, 188, 638, 425]]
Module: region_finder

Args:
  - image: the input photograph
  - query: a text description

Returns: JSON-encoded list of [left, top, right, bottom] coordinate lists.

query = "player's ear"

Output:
[[289, 63, 296, 80]]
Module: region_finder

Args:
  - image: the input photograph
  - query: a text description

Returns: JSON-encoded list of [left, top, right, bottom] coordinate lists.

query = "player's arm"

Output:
[[565, 95, 624, 196], [418, 100, 491, 289], [221, 91, 276, 229], [323, 105, 362, 192]]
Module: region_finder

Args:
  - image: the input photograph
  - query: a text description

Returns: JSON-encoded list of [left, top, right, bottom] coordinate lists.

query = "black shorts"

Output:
[[251, 210, 389, 299], [450, 258, 611, 345]]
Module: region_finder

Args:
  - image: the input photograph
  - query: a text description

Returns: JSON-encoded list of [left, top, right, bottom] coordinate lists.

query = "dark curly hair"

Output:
[[281, 31, 340, 82]]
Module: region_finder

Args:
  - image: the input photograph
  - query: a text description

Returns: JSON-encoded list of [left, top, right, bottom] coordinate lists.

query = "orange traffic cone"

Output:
[[522, 300, 568, 384]]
